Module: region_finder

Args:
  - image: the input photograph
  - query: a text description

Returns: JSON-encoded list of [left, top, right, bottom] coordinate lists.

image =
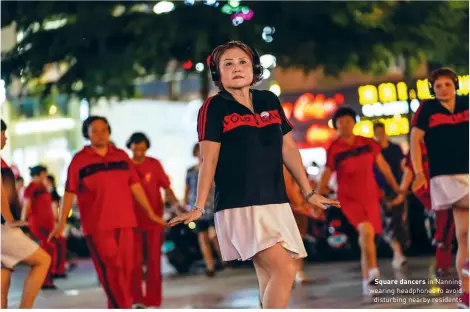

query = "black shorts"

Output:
[[196, 219, 215, 233]]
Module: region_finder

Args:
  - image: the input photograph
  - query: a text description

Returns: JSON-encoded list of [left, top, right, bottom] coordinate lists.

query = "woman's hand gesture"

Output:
[[168, 210, 203, 227]]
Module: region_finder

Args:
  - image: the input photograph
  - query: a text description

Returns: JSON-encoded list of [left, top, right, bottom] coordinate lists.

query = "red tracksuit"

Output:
[[52, 235, 67, 276], [131, 157, 169, 307], [405, 144, 454, 270], [65, 144, 139, 309], [326, 136, 383, 234], [50, 194, 67, 276], [24, 181, 56, 287]]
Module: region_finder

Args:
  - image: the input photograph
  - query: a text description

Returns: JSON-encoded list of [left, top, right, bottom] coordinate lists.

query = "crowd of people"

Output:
[[0, 40, 468, 309]]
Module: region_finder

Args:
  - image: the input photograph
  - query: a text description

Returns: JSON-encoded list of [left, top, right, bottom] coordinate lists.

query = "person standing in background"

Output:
[[22, 165, 57, 290], [45, 174, 68, 278], [15, 176, 25, 207], [49, 116, 167, 309], [373, 122, 408, 269], [184, 143, 224, 277], [126, 132, 179, 309], [389, 142, 454, 276]]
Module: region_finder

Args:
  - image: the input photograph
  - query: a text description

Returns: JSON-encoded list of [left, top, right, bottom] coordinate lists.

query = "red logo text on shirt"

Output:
[[223, 109, 281, 133]]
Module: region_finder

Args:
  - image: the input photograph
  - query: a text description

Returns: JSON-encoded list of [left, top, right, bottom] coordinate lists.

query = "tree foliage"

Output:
[[1, 1, 468, 100]]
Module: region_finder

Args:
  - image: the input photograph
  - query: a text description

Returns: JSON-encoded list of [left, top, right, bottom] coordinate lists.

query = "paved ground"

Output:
[[7, 256, 463, 309]]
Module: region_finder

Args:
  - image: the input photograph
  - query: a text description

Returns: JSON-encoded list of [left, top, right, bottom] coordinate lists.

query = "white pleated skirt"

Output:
[[430, 174, 469, 211], [1, 225, 39, 269], [214, 203, 308, 261]]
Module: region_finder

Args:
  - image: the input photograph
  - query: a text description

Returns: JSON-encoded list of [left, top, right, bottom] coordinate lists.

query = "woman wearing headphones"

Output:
[[49, 116, 166, 309], [410, 67, 469, 308], [169, 41, 340, 309]]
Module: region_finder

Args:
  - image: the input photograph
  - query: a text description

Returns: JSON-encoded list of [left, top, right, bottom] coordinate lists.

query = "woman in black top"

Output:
[[169, 41, 340, 309], [410, 67, 468, 308]]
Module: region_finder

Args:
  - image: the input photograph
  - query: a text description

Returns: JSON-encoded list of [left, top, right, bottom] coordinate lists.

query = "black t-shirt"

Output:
[[374, 141, 404, 193], [412, 95, 469, 178], [197, 89, 292, 212]]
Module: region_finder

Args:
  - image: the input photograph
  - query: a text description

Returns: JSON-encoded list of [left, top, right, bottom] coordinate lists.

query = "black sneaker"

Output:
[[41, 284, 58, 290]]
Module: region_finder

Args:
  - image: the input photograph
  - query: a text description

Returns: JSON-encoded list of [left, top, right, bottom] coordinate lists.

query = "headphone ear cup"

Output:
[[209, 58, 219, 82], [454, 76, 460, 92], [428, 80, 435, 96], [250, 48, 263, 83]]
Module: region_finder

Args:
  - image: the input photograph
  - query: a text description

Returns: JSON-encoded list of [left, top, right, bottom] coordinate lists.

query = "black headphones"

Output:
[[209, 41, 263, 84], [428, 67, 459, 96], [81, 116, 112, 140]]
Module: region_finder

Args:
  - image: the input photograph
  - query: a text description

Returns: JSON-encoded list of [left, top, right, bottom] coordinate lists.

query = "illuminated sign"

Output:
[[305, 124, 336, 147], [362, 100, 416, 117], [353, 116, 409, 138], [359, 75, 469, 108], [290, 92, 344, 122]]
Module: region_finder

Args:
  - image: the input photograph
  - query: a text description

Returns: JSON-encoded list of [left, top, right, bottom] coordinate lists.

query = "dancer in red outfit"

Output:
[[317, 107, 402, 296], [49, 116, 166, 309], [126, 132, 179, 309], [46, 175, 68, 278], [389, 143, 455, 276], [22, 165, 57, 290]]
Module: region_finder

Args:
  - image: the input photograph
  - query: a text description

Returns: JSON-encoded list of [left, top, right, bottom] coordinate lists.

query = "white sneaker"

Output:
[[367, 268, 380, 285], [362, 280, 377, 296], [295, 272, 307, 284], [392, 257, 407, 269]]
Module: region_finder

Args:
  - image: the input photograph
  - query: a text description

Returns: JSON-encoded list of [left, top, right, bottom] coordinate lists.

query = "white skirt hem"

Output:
[[214, 203, 308, 262], [430, 174, 469, 211]]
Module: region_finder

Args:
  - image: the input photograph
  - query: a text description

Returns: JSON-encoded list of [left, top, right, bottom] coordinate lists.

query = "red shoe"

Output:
[[458, 292, 469, 309], [463, 259, 469, 277]]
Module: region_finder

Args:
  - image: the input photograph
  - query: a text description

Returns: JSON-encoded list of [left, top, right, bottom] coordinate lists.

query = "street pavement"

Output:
[[7, 256, 463, 309]]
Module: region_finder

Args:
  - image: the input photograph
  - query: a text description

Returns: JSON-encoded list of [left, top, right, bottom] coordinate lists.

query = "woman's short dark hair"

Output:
[[1, 119, 7, 131], [332, 106, 358, 129], [82, 116, 111, 139], [126, 132, 151, 149], [29, 165, 47, 178], [47, 174, 56, 186]]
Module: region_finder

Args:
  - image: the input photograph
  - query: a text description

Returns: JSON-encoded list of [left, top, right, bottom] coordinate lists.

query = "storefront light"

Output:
[[378, 83, 397, 103], [354, 116, 409, 137], [361, 101, 409, 117], [14, 118, 76, 135], [358, 85, 378, 105], [410, 99, 420, 112], [396, 82, 408, 101], [269, 83, 281, 96]]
